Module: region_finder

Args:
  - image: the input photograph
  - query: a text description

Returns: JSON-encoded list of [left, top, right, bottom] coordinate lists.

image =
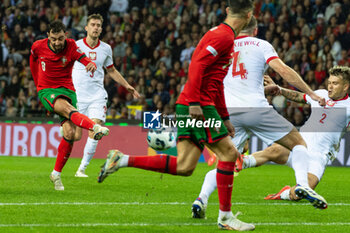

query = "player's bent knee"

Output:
[[176, 163, 195, 176], [266, 145, 282, 157], [290, 131, 307, 147], [220, 145, 238, 162], [292, 139, 307, 148], [74, 133, 82, 141], [63, 129, 75, 141], [176, 168, 194, 176], [64, 134, 75, 141]]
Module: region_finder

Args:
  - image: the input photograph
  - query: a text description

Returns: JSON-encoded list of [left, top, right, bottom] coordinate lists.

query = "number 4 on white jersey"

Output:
[[232, 51, 247, 79]]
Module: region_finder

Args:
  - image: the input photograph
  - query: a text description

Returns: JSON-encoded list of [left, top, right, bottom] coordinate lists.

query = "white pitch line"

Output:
[[256, 222, 350, 226], [0, 202, 189, 206], [0, 222, 350, 228], [0, 202, 350, 206]]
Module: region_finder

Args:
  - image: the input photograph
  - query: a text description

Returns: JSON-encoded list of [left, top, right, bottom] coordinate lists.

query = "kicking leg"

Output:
[[97, 139, 202, 183], [54, 98, 109, 139]]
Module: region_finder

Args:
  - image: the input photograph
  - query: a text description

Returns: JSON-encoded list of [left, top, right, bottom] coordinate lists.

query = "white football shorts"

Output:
[[77, 100, 107, 122], [229, 108, 294, 153]]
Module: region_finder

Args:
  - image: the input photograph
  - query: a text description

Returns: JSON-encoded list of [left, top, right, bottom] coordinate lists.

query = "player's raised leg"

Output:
[[53, 98, 109, 140], [43, 95, 108, 190], [97, 103, 209, 182], [97, 139, 201, 183]]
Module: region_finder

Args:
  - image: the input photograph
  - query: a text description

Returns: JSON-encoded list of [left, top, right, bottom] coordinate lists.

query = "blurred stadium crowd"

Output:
[[0, 0, 349, 125]]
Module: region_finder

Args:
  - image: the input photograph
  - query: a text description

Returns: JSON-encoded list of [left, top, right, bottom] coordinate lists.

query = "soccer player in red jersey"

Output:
[[98, 1, 256, 230], [30, 21, 110, 191]]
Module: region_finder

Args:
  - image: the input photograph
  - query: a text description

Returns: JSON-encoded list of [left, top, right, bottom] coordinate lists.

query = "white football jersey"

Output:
[[301, 89, 350, 158], [72, 38, 114, 103], [224, 36, 279, 108]]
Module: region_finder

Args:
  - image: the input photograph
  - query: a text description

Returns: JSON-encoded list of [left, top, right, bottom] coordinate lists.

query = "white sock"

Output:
[[280, 189, 291, 200], [198, 169, 217, 205], [219, 210, 233, 219], [52, 170, 61, 176], [119, 154, 129, 167], [243, 155, 256, 168], [291, 145, 310, 188], [79, 137, 98, 171]]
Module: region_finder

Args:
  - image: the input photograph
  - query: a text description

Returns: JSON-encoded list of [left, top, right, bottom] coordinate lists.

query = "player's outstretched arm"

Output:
[[269, 59, 325, 106], [264, 80, 306, 103], [279, 87, 307, 104], [106, 66, 140, 99]]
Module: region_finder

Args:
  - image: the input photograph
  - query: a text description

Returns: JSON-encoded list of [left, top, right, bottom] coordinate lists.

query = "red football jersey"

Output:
[[176, 23, 236, 119], [30, 38, 87, 92]]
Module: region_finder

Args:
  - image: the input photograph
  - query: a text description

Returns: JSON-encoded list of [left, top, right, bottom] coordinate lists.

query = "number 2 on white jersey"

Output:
[[232, 51, 247, 79], [319, 113, 327, 124]]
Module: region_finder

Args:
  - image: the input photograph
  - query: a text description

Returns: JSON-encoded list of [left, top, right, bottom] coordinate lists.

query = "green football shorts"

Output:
[[38, 87, 77, 123], [175, 104, 228, 151]]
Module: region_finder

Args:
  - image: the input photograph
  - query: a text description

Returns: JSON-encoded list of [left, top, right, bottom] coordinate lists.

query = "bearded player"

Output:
[[242, 66, 350, 202], [30, 20, 110, 191], [97, 0, 256, 231]]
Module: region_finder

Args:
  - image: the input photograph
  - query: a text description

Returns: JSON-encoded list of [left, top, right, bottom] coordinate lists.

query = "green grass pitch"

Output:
[[0, 156, 349, 233]]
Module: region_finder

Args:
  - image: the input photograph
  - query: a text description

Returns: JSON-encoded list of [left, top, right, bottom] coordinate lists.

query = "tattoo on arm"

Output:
[[280, 88, 307, 103]]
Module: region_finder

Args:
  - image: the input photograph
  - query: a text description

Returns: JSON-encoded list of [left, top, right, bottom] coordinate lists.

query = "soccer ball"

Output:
[[147, 128, 176, 151]]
